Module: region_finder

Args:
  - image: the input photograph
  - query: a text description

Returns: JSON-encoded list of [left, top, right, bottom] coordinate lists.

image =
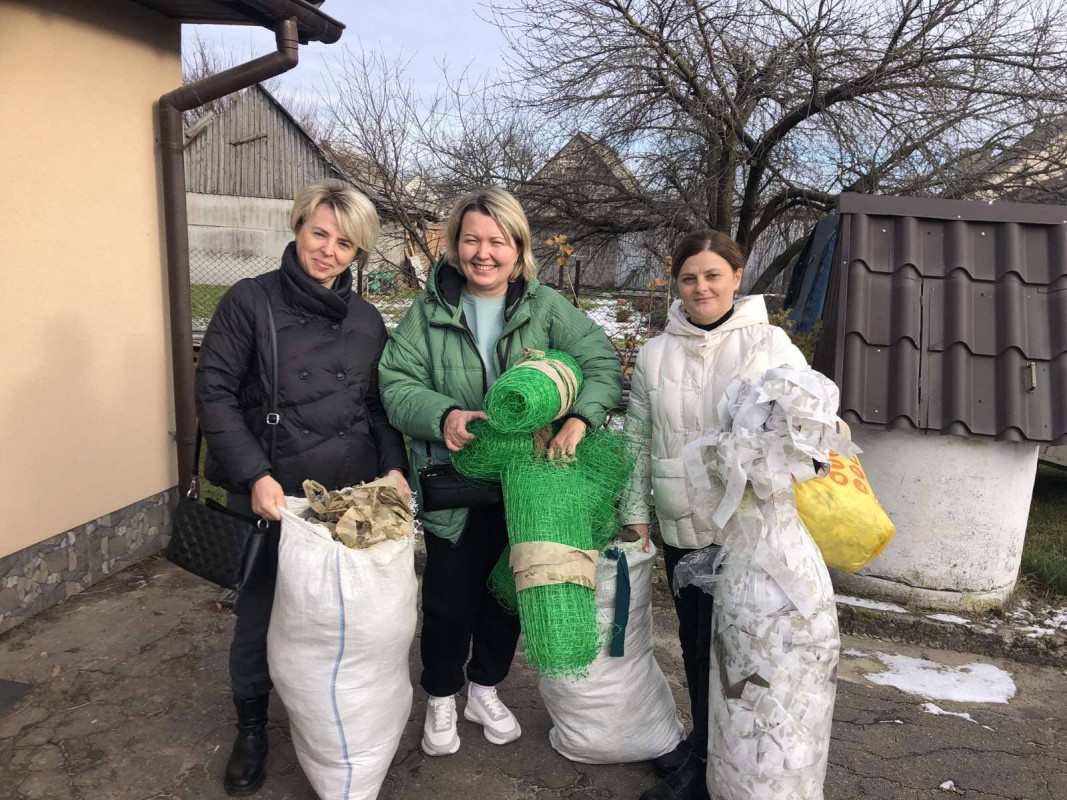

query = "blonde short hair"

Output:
[[444, 187, 538, 282], [290, 179, 379, 270]]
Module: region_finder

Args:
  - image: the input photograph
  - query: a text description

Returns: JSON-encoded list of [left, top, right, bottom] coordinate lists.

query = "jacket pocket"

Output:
[[650, 456, 692, 522]]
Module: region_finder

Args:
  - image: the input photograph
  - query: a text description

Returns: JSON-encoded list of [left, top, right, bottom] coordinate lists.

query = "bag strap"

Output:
[[257, 277, 280, 464], [189, 278, 280, 499]]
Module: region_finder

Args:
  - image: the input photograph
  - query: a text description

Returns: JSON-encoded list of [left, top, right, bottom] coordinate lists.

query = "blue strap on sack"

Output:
[[604, 548, 630, 657]]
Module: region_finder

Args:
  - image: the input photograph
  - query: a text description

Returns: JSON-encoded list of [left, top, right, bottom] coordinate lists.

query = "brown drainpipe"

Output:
[[159, 18, 300, 492]]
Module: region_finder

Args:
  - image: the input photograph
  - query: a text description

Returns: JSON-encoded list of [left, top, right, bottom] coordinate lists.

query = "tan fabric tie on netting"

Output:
[[513, 349, 580, 420], [510, 540, 600, 590]]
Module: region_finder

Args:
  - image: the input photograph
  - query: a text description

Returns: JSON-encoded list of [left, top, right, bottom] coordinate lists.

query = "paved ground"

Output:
[[1, 551, 1064, 800]]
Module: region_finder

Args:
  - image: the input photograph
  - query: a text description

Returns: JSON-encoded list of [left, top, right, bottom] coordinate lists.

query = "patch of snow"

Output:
[[1047, 609, 1067, 629], [584, 297, 648, 342], [835, 594, 910, 613], [1015, 607, 1067, 638], [939, 780, 960, 793], [842, 648, 873, 658], [1019, 625, 1057, 639], [927, 613, 971, 625], [862, 653, 1016, 704]]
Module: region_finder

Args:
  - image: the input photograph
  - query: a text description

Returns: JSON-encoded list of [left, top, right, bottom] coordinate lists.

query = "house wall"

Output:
[[532, 232, 619, 290], [0, 0, 181, 571]]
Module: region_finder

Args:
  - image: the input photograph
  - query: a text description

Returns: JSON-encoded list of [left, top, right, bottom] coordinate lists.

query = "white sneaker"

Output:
[[463, 684, 522, 745], [421, 695, 460, 756]]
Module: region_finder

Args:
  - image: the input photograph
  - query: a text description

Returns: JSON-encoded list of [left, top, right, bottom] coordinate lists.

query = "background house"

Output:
[[185, 84, 425, 328], [529, 133, 665, 290], [0, 0, 343, 635]]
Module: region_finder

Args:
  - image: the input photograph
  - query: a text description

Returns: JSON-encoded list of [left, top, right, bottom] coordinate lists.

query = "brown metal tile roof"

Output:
[[814, 193, 1067, 445]]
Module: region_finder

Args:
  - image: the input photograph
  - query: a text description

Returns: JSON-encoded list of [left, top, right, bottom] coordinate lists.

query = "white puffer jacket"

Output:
[[619, 296, 808, 550]]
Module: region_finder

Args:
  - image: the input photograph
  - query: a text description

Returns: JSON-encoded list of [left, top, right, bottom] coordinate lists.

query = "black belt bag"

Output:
[[417, 463, 503, 512]]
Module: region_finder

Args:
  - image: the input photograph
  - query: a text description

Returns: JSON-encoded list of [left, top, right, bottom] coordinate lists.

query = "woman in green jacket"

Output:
[[379, 187, 621, 757]]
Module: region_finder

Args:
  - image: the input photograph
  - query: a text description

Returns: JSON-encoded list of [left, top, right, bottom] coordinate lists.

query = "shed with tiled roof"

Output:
[[791, 192, 1065, 612], [814, 192, 1066, 446]]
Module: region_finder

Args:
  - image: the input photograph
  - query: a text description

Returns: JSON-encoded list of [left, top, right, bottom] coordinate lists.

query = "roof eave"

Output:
[[129, 0, 344, 45]]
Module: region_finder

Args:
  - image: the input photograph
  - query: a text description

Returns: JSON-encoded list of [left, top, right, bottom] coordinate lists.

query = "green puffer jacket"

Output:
[[378, 258, 623, 543]]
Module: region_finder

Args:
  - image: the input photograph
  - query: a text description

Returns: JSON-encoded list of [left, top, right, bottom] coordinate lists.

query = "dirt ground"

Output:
[[1, 552, 1064, 800]]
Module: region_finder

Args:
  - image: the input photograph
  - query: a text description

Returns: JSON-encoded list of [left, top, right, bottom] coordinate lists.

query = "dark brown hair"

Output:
[[670, 229, 746, 280]]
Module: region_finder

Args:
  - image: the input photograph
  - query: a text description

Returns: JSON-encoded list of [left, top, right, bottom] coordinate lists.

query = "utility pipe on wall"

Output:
[[159, 18, 300, 491]]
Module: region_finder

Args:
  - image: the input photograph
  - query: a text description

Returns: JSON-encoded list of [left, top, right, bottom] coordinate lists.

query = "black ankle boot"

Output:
[[640, 752, 709, 800], [651, 738, 692, 777], [224, 694, 269, 796]]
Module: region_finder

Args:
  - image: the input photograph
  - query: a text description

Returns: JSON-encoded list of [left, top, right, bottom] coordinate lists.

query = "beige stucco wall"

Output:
[[0, 1, 181, 559]]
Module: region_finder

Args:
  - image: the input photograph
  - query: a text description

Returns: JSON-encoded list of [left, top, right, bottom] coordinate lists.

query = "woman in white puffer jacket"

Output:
[[621, 230, 807, 800]]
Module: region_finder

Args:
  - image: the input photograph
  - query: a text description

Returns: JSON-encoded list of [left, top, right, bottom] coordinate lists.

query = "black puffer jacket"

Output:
[[196, 243, 408, 495]]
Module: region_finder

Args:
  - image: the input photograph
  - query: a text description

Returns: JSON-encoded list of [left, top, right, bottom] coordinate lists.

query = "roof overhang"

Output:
[[812, 192, 1067, 446], [129, 0, 344, 44]]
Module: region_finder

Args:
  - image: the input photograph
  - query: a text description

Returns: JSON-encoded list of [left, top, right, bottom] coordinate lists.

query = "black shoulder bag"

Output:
[[166, 281, 280, 592]]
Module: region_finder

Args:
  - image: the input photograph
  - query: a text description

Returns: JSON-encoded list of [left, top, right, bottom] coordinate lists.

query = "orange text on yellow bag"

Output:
[[793, 453, 895, 573]]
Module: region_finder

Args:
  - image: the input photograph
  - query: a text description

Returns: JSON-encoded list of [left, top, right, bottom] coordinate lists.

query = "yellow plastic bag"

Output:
[[794, 453, 895, 573]]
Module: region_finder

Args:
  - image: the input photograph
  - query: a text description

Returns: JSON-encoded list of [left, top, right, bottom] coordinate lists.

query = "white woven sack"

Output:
[[538, 540, 684, 764], [269, 499, 417, 800]]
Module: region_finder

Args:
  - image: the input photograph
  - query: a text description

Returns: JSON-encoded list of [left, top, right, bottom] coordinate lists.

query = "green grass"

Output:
[[191, 284, 229, 321], [1022, 464, 1067, 597]]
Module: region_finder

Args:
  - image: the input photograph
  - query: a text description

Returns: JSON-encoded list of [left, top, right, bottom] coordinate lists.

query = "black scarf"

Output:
[[279, 241, 352, 321]]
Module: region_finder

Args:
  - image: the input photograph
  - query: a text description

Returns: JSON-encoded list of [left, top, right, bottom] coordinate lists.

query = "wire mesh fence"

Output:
[[190, 249, 279, 328], [188, 247, 673, 364]]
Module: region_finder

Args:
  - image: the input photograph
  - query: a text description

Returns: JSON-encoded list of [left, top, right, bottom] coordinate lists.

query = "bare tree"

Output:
[[317, 45, 571, 286], [181, 32, 284, 124], [319, 45, 453, 287], [484, 0, 1067, 290]]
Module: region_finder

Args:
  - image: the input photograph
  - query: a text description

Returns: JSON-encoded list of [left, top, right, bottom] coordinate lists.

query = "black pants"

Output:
[[226, 493, 280, 701], [420, 504, 521, 698], [663, 542, 718, 759]]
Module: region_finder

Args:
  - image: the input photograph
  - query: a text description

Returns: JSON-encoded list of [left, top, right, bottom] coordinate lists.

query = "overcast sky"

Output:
[[186, 0, 508, 104]]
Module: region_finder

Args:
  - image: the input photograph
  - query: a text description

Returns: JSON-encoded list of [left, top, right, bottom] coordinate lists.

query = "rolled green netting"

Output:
[[485, 349, 584, 434], [502, 457, 600, 677], [575, 429, 637, 551], [489, 544, 518, 613], [488, 427, 637, 615], [451, 419, 536, 483]]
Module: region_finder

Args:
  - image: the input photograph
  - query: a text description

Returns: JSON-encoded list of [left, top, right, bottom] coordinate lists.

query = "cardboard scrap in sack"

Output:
[[302, 476, 413, 548]]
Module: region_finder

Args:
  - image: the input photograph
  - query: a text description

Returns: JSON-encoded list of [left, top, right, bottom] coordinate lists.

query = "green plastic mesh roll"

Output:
[[485, 349, 584, 434], [488, 543, 518, 613], [576, 429, 637, 551], [502, 457, 600, 677], [488, 427, 637, 615], [451, 419, 535, 483]]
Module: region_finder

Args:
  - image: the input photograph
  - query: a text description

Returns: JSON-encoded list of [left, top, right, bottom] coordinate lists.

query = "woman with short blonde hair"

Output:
[[290, 178, 380, 271], [379, 186, 621, 758], [197, 178, 408, 795]]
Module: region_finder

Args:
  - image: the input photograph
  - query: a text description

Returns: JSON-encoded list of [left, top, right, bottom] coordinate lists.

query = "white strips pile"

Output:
[[684, 366, 854, 800]]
